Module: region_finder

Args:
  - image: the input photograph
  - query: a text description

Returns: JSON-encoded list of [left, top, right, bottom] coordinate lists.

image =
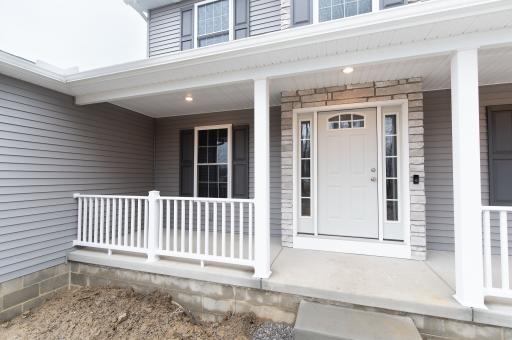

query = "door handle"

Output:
[[370, 177, 377, 182], [370, 168, 376, 172]]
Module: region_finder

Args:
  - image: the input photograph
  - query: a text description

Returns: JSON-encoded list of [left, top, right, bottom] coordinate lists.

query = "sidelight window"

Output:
[[384, 114, 399, 221], [300, 121, 312, 216]]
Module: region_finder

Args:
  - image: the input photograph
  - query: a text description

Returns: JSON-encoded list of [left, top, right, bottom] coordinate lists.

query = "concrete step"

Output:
[[293, 301, 422, 340]]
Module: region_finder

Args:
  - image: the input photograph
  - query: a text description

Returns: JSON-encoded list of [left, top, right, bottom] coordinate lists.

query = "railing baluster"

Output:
[[213, 203, 218, 256], [249, 202, 253, 261], [83, 198, 88, 242], [500, 211, 509, 290], [77, 198, 82, 243], [230, 202, 235, 258], [222, 202, 226, 257], [106, 198, 110, 246], [88, 198, 93, 243], [181, 200, 185, 252], [137, 199, 142, 248], [94, 198, 99, 243], [166, 200, 171, 251], [197, 201, 202, 255], [239, 202, 244, 259], [144, 199, 149, 248], [124, 199, 129, 247], [189, 200, 193, 253], [112, 198, 117, 245], [173, 200, 178, 251], [131, 199, 135, 247], [118, 198, 123, 246], [159, 199, 163, 250], [205, 202, 209, 256], [483, 209, 492, 288], [99, 198, 104, 244]]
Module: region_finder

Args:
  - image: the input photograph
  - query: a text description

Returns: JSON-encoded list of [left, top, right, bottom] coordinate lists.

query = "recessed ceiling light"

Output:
[[343, 66, 354, 74], [185, 95, 193, 102]]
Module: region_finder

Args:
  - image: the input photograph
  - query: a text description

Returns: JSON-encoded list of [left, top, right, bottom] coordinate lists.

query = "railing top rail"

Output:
[[482, 206, 512, 212], [73, 193, 148, 200], [158, 196, 255, 204]]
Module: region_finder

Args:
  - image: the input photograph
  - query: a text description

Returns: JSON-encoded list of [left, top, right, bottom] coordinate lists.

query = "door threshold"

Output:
[[293, 235, 412, 259]]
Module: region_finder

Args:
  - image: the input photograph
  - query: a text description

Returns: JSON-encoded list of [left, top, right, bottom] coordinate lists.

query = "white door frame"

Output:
[[291, 99, 411, 259]]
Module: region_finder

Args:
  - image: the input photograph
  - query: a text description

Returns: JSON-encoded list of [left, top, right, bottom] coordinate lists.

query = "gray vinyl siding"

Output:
[[424, 84, 512, 253], [249, 0, 281, 36], [154, 107, 281, 235], [148, 0, 282, 57], [0, 74, 154, 283]]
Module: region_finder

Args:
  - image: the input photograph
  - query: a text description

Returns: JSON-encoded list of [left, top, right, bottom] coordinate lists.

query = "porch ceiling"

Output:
[[111, 46, 512, 117]]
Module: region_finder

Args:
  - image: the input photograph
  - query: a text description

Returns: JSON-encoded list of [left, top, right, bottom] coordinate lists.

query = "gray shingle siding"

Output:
[[0, 74, 154, 283], [148, 0, 282, 57], [154, 107, 282, 235], [424, 85, 512, 254]]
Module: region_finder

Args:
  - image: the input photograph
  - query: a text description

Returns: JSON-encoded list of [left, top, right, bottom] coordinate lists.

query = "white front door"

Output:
[[317, 108, 379, 238]]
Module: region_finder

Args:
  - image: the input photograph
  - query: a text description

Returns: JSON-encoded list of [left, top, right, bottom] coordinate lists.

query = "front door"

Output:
[[317, 108, 379, 238]]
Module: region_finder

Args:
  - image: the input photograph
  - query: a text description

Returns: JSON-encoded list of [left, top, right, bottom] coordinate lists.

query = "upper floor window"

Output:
[[197, 0, 230, 47], [319, 0, 371, 22]]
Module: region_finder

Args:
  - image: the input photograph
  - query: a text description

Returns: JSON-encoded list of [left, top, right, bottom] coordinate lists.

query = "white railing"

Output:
[[73, 191, 256, 269], [482, 206, 512, 299]]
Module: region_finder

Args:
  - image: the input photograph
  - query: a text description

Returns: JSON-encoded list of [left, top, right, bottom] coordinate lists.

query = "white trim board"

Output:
[[292, 99, 411, 258]]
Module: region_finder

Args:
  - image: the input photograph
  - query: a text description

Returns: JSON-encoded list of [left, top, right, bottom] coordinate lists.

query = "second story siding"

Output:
[[147, 0, 423, 57], [148, 0, 282, 57]]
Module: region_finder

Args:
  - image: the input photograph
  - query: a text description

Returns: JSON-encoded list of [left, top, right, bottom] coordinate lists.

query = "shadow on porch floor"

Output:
[[68, 237, 512, 328]]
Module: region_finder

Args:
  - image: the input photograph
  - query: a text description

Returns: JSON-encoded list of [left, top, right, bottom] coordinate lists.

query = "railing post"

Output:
[[253, 78, 271, 279], [147, 190, 161, 262]]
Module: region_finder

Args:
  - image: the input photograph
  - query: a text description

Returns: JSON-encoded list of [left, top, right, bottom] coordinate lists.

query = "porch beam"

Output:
[[450, 48, 485, 308], [253, 78, 271, 279]]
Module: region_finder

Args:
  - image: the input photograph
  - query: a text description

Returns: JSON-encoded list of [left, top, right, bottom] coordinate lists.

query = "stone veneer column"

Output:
[[280, 79, 426, 260]]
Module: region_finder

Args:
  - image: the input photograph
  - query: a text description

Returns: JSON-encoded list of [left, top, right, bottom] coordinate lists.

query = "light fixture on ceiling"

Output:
[[185, 95, 193, 102], [342, 66, 354, 74]]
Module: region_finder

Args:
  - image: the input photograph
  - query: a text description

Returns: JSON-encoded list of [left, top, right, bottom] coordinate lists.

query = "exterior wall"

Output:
[[280, 79, 426, 259], [148, 0, 282, 57], [68, 262, 509, 339], [0, 74, 155, 283], [0, 263, 69, 321], [154, 108, 282, 235], [424, 84, 512, 253]]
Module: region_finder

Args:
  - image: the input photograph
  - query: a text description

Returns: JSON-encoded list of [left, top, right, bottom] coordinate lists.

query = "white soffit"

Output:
[[111, 46, 512, 117]]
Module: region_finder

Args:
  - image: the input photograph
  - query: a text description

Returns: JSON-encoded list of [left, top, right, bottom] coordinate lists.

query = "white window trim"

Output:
[[193, 0, 234, 49], [291, 99, 411, 258], [193, 124, 233, 198]]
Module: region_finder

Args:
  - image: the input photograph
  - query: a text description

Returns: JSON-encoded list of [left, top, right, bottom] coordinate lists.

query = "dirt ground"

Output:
[[0, 287, 262, 340]]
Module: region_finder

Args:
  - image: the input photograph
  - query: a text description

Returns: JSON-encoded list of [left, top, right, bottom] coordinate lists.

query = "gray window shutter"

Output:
[[234, 0, 249, 39], [232, 125, 249, 198], [292, 0, 311, 26], [380, 0, 407, 9], [180, 129, 194, 196], [181, 7, 194, 50]]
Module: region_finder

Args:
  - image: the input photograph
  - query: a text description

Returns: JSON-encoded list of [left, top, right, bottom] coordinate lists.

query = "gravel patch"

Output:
[[252, 321, 294, 340]]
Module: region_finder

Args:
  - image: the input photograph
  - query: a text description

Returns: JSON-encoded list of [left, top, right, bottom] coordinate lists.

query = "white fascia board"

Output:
[[73, 25, 512, 104], [0, 51, 70, 94]]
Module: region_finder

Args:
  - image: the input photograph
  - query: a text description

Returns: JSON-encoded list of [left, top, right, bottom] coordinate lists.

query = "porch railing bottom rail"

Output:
[[73, 191, 256, 269], [482, 206, 512, 299]]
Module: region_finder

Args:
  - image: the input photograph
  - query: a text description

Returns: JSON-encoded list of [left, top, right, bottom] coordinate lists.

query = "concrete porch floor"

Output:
[[68, 236, 512, 328]]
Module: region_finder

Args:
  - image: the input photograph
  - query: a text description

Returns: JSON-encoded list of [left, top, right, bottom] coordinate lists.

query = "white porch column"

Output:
[[450, 49, 485, 308], [253, 78, 272, 278]]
